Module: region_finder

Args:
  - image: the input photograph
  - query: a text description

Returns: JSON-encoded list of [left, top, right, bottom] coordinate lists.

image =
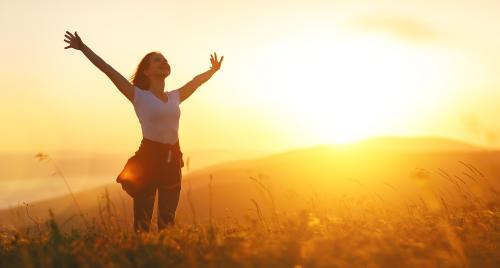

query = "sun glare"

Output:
[[257, 29, 455, 145]]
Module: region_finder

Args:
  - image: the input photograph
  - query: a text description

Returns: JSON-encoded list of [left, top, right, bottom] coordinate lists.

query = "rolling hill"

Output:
[[1, 136, 498, 232]]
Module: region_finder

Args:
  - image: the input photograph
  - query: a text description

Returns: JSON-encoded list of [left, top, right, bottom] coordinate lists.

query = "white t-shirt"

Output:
[[132, 86, 181, 144]]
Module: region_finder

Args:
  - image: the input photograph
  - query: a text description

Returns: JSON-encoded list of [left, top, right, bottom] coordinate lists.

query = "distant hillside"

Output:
[[1, 136, 499, 231], [348, 136, 484, 152]]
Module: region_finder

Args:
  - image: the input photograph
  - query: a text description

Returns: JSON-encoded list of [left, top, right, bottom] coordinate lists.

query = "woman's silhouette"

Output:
[[63, 31, 223, 232]]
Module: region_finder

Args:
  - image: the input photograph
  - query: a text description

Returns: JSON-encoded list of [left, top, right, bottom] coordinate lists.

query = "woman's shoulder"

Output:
[[168, 88, 181, 103], [134, 85, 148, 92], [132, 85, 147, 104], [134, 86, 151, 96]]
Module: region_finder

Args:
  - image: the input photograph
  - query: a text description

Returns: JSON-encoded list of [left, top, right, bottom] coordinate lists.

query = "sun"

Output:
[[255, 29, 455, 145]]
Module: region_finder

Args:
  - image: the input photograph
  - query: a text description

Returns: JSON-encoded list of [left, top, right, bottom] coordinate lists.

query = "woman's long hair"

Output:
[[129, 51, 159, 90]]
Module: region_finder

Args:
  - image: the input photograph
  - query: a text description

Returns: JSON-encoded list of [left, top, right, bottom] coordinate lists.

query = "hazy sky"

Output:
[[1, 0, 500, 155]]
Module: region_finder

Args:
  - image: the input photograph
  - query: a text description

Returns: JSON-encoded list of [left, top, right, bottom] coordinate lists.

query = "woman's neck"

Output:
[[148, 78, 165, 94]]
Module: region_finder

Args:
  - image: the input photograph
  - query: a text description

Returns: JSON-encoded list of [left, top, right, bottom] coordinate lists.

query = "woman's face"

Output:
[[144, 53, 171, 79]]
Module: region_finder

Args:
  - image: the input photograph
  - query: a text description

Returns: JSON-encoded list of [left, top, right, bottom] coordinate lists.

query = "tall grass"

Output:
[[34, 153, 88, 226], [0, 154, 498, 267]]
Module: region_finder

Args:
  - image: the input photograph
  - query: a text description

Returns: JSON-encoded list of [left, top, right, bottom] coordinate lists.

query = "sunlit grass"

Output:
[[0, 153, 498, 267]]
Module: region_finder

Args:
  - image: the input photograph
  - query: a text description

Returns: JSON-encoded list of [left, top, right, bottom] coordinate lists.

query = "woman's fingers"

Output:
[[64, 30, 83, 50], [210, 55, 216, 66], [209, 52, 223, 70]]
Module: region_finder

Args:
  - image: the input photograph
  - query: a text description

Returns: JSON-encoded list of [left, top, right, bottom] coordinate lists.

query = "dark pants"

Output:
[[132, 138, 183, 233]]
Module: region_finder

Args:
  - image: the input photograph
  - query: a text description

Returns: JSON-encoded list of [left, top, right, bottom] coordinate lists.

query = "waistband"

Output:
[[137, 137, 181, 153]]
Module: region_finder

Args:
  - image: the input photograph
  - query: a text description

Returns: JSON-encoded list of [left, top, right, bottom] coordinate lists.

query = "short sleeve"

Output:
[[170, 89, 181, 104], [133, 86, 141, 104]]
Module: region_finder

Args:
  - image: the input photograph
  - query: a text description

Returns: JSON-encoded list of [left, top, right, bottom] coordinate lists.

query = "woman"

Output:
[[63, 31, 223, 232]]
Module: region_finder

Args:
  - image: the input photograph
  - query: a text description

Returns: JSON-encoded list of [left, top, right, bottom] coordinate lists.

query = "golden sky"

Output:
[[1, 0, 500, 155]]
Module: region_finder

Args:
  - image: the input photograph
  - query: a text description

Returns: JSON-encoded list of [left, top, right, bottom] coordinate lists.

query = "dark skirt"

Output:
[[116, 137, 184, 198]]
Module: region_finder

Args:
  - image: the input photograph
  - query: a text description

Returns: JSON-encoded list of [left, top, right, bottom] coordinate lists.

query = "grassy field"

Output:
[[1, 143, 500, 267], [0, 183, 498, 267]]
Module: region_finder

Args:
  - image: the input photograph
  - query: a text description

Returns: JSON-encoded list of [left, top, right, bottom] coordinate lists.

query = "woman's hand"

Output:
[[209, 52, 224, 71], [63, 31, 84, 50]]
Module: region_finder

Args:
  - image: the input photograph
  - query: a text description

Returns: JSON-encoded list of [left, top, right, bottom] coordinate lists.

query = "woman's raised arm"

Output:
[[64, 31, 134, 102], [178, 52, 223, 102]]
